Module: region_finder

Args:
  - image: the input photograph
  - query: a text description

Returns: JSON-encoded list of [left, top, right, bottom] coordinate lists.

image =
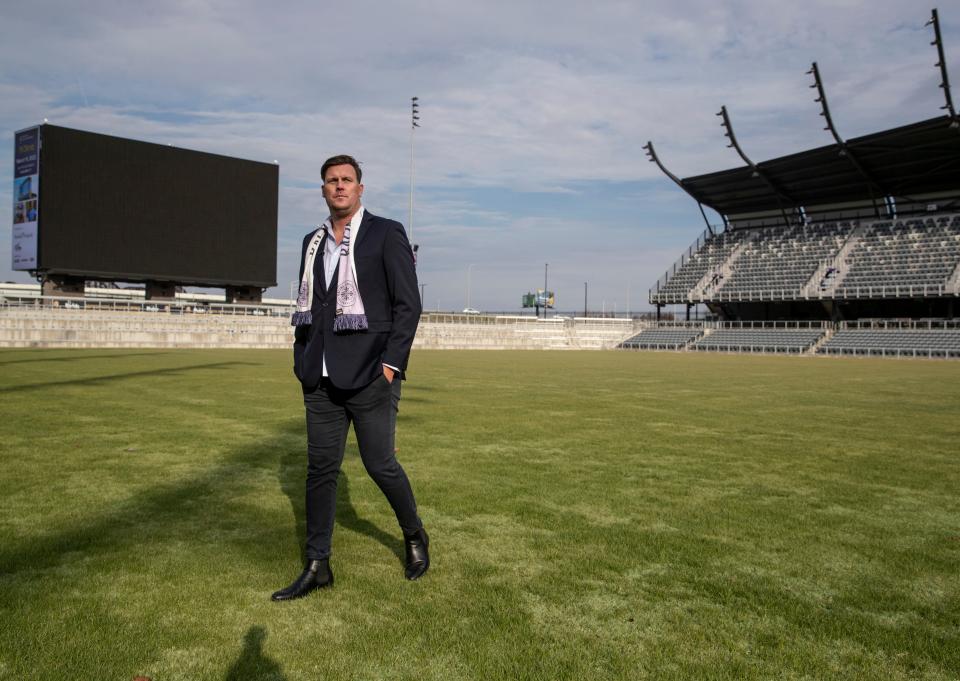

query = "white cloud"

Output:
[[1, 0, 956, 308]]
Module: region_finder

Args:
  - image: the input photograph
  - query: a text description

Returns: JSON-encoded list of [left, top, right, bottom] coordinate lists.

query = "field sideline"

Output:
[[1, 348, 958, 680]]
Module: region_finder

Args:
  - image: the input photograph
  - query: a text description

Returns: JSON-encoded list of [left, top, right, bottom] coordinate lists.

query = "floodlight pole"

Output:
[[467, 263, 474, 310], [927, 8, 958, 125], [409, 96, 420, 248]]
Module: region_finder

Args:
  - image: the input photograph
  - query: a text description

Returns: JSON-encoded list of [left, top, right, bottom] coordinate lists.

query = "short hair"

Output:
[[321, 155, 362, 183]]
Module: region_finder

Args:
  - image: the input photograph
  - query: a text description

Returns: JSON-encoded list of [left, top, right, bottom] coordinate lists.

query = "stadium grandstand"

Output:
[[626, 8, 960, 358], [618, 319, 960, 359], [644, 10, 960, 330], [4, 9, 959, 360]]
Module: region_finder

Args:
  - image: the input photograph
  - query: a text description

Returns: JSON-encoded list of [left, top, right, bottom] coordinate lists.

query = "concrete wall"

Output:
[[413, 317, 639, 350], [0, 308, 293, 348], [0, 306, 640, 350]]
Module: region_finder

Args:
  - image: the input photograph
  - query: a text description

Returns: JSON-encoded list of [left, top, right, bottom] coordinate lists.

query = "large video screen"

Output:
[[37, 125, 278, 287]]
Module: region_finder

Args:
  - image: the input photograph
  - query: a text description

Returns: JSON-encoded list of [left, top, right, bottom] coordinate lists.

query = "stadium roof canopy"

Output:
[[671, 115, 960, 227]]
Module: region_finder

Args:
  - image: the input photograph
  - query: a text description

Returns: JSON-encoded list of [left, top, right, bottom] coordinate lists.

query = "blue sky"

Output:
[[2, 1, 956, 312]]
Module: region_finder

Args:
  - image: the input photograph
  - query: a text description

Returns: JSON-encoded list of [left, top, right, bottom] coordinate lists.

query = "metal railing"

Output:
[[0, 294, 291, 318], [839, 318, 960, 330], [648, 227, 718, 297], [650, 282, 958, 305], [818, 346, 960, 359]]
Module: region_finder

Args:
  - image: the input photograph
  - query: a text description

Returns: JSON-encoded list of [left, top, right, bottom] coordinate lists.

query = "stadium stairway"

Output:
[[808, 328, 835, 354]]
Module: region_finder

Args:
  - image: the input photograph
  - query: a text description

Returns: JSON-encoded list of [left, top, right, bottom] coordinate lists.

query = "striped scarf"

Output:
[[291, 222, 368, 332]]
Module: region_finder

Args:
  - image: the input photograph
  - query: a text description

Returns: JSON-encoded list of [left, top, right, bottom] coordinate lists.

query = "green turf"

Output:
[[0, 348, 958, 680]]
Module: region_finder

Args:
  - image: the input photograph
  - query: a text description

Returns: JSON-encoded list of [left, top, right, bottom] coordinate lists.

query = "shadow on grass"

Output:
[[224, 626, 287, 681], [0, 351, 172, 366], [402, 384, 437, 393], [336, 470, 404, 563], [394, 394, 431, 405], [0, 417, 304, 577], [1, 407, 404, 579], [0, 361, 258, 393], [277, 435, 306, 559], [278, 439, 404, 564]]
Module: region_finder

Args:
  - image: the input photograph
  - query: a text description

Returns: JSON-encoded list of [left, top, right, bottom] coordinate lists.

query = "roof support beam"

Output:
[[716, 106, 797, 227], [807, 61, 886, 217], [643, 141, 715, 234], [927, 8, 958, 126]]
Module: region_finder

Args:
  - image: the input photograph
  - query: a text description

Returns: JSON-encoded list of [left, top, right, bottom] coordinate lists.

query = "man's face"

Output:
[[322, 164, 363, 217]]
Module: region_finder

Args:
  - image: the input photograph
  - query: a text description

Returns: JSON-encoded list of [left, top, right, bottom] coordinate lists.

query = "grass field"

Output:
[[1, 348, 958, 680]]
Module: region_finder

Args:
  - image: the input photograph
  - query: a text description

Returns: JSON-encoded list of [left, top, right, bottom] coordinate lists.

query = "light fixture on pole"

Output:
[[409, 96, 420, 250]]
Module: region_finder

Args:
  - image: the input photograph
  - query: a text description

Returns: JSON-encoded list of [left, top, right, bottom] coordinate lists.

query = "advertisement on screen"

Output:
[[536, 289, 555, 308], [12, 126, 40, 270]]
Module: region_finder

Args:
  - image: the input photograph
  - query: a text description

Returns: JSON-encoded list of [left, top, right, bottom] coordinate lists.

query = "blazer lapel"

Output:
[[353, 210, 373, 252]]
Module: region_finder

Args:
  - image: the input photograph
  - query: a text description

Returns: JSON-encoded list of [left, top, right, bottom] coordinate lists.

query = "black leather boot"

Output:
[[403, 528, 430, 580], [270, 559, 334, 601]]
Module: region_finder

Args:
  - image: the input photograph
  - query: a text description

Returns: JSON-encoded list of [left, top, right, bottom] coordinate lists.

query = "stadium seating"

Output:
[[651, 212, 960, 303], [833, 215, 960, 297], [620, 327, 702, 350], [717, 221, 852, 298], [690, 328, 825, 354], [651, 230, 748, 302], [818, 327, 960, 358]]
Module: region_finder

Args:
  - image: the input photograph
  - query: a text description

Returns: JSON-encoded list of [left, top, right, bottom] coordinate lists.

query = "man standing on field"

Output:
[[272, 155, 428, 601]]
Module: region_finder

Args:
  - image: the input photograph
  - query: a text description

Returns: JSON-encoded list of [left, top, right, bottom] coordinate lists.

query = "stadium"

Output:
[[4, 29, 960, 357], [2, 7, 959, 681]]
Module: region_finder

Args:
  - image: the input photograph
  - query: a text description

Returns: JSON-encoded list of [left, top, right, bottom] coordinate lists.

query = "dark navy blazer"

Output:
[[293, 210, 421, 391]]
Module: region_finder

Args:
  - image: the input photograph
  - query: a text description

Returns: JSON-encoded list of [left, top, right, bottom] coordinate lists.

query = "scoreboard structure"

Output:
[[12, 124, 279, 302]]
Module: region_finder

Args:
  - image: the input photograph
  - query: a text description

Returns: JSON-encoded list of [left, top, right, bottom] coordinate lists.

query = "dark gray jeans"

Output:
[[389, 378, 402, 450], [303, 375, 421, 560]]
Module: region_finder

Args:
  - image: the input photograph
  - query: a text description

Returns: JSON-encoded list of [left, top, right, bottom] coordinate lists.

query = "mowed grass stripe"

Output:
[[0, 348, 957, 680]]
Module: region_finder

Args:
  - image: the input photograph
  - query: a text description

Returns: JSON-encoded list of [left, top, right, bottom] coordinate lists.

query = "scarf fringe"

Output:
[[291, 310, 313, 326], [292, 212, 368, 333], [333, 314, 369, 332]]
